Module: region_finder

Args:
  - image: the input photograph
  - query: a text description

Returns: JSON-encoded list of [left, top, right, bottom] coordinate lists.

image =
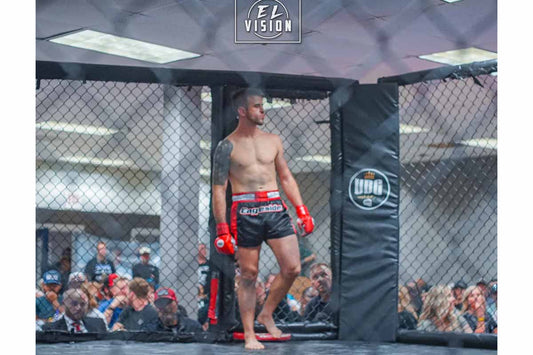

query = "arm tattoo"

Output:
[[213, 139, 233, 185]]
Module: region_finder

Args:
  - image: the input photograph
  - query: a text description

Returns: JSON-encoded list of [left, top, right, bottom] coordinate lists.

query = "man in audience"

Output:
[[36, 270, 63, 322], [452, 280, 467, 311], [299, 286, 318, 317], [99, 274, 129, 328], [48, 255, 71, 294], [154, 287, 203, 334], [42, 288, 107, 333], [486, 281, 497, 322], [84, 241, 116, 282], [112, 277, 158, 331], [67, 271, 88, 290], [197, 243, 209, 289], [304, 263, 333, 322], [132, 246, 160, 287]]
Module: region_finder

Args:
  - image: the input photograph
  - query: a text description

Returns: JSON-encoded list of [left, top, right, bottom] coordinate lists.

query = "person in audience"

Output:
[[80, 282, 108, 329], [132, 246, 160, 287], [298, 238, 316, 277], [486, 281, 497, 322], [99, 274, 129, 328], [154, 287, 203, 334], [452, 280, 467, 311], [417, 285, 464, 332], [197, 285, 209, 331], [84, 241, 115, 282], [198, 243, 209, 289], [398, 285, 418, 330], [112, 277, 159, 331], [476, 280, 489, 299], [299, 286, 318, 318], [459, 285, 497, 334], [42, 288, 107, 333], [406, 280, 423, 316], [48, 255, 71, 294], [304, 263, 333, 322], [67, 271, 88, 290], [36, 270, 63, 322]]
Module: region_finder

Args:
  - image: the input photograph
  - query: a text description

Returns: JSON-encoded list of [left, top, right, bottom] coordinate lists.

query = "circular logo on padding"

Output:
[[348, 169, 390, 210]]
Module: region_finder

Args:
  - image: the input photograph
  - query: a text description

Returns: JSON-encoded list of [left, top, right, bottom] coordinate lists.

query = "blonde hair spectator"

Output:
[[417, 285, 461, 332]]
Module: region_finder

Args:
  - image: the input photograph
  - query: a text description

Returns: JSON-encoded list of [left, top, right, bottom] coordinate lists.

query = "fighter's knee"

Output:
[[282, 264, 300, 279], [240, 268, 258, 285]]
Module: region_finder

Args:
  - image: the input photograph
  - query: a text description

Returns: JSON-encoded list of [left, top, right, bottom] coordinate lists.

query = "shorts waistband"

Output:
[[232, 190, 280, 202]]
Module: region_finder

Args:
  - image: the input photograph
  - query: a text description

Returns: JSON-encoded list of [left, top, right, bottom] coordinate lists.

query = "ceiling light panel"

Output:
[[419, 47, 497, 66], [49, 30, 201, 64], [36, 121, 118, 136]]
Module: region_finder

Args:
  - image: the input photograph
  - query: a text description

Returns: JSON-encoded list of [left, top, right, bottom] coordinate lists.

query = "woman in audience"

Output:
[[398, 285, 418, 330], [459, 285, 497, 334], [81, 282, 109, 330], [417, 285, 463, 332]]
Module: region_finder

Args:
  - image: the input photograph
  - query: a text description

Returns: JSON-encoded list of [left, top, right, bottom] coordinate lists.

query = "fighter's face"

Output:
[[245, 95, 265, 125]]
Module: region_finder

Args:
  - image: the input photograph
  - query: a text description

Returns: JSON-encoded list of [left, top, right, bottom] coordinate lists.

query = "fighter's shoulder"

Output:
[[261, 131, 282, 144]]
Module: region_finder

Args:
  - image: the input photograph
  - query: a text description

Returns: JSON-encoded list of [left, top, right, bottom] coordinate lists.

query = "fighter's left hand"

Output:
[[296, 205, 315, 236]]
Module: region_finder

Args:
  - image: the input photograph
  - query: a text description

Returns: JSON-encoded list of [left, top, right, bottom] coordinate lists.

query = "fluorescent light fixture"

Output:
[[49, 29, 201, 64], [201, 92, 292, 110], [459, 138, 497, 149], [295, 155, 331, 164], [490, 72, 497, 76], [419, 47, 497, 66], [59, 156, 134, 167], [36, 121, 118, 136], [441, 0, 463, 3], [400, 124, 430, 134]]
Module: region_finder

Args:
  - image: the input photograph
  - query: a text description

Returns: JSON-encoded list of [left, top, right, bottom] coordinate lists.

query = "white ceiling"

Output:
[[36, 0, 497, 83]]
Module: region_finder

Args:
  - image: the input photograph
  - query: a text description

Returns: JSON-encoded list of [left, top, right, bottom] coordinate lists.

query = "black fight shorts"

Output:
[[230, 190, 296, 248]]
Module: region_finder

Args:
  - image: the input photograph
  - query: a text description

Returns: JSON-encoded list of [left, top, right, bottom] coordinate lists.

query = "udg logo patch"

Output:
[[348, 169, 391, 210], [235, 0, 301, 43]]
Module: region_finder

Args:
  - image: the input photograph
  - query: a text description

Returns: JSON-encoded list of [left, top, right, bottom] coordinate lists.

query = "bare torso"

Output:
[[226, 130, 279, 193]]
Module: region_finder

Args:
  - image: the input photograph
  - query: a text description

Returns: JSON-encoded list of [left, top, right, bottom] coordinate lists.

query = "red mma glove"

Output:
[[296, 205, 315, 237], [214, 223, 235, 255]]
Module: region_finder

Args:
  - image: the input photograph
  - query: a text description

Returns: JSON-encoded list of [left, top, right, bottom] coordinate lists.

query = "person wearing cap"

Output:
[[98, 274, 129, 328], [132, 246, 160, 287], [84, 241, 116, 282], [67, 271, 88, 290], [111, 277, 159, 331], [154, 287, 203, 334], [36, 270, 64, 322], [452, 280, 467, 311]]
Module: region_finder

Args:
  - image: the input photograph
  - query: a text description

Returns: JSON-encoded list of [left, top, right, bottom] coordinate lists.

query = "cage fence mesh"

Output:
[[397, 72, 497, 333], [35, 80, 333, 330]]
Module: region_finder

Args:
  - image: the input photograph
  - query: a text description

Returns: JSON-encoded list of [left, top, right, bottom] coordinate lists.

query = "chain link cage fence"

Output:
[[35, 79, 333, 334], [383, 63, 497, 335]]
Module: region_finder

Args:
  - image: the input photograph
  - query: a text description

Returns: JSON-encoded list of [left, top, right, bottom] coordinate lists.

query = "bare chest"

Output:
[[230, 139, 277, 169]]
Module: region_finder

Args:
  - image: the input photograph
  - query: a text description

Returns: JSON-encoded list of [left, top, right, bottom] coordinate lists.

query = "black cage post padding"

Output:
[[334, 84, 400, 342]]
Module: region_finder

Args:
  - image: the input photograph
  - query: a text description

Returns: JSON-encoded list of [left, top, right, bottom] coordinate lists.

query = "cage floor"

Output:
[[36, 340, 496, 355]]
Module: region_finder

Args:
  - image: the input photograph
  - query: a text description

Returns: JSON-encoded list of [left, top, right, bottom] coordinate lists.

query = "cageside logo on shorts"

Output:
[[348, 169, 391, 210], [240, 204, 284, 216], [235, 0, 301, 43]]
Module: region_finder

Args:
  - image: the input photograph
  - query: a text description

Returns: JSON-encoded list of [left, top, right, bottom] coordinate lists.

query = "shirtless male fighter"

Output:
[[212, 88, 314, 350]]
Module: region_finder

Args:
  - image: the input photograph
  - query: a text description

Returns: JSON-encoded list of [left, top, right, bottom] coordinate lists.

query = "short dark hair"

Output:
[[129, 277, 150, 299], [232, 88, 265, 111]]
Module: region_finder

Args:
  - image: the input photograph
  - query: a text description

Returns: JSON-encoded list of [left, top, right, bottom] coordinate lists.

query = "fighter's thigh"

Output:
[[236, 245, 261, 278], [266, 234, 301, 273]]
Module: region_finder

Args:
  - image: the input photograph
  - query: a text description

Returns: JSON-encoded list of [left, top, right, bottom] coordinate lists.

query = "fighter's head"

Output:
[[233, 88, 266, 125]]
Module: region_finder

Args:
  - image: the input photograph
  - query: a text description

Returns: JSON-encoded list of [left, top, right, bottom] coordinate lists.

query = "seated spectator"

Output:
[[80, 282, 108, 329], [197, 285, 209, 330], [42, 288, 107, 333], [132, 247, 160, 287], [299, 286, 318, 318], [459, 286, 497, 334], [48, 255, 71, 294], [84, 241, 116, 282], [452, 280, 467, 311], [304, 263, 333, 322], [486, 281, 497, 322], [67, 272, 87, 290], [398, 285, 418, 330], [417, 285, 464, 332], [154, 287, 203, 334], [99, 274, 129, 328], [111, 277, 158, 331], [406, 280, 423, 316], [36, 270, 63, 322]]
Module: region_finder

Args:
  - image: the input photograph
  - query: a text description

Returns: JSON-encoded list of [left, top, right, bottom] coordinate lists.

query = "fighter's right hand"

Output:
[[214, 223, 235, 255]]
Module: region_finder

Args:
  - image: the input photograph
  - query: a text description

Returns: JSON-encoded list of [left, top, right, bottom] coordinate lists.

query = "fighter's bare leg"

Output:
[[257, 234, 301, 338], [237, 245, 264, 350]]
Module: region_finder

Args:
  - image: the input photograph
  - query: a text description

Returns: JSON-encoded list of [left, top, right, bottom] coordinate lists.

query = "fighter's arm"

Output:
[[212, 139, 233, 224], [274, 136, 303, 207], [212, 139, 236, 254], [274, 136, 315, 236]]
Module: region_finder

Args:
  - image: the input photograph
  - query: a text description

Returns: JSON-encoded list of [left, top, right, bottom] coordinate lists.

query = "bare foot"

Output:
[[257, 312, 282, 338], [244, 335, 265, 350]]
